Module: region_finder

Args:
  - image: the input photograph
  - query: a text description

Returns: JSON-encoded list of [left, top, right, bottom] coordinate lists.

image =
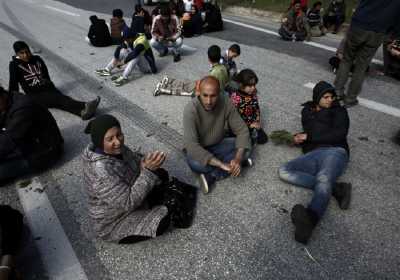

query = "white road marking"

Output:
[[17, 179, 88, 280], [223, 18, 384, 65], [182, 44, 197, 51], [303, 82, 400, 118], [44, 5, 80, 17]]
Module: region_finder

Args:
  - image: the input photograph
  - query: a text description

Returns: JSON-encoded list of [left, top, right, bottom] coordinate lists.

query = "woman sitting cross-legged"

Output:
[[82, 115, 196, 244]]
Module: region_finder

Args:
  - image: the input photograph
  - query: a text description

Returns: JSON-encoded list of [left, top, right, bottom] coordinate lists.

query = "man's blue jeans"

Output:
[[279, 147, 348, 218], [186, 138, 250, 181]]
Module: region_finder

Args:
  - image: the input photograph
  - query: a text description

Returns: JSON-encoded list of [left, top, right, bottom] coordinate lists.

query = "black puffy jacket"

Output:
[[0, 93, 64, 170], [301, 101, 350, 155]]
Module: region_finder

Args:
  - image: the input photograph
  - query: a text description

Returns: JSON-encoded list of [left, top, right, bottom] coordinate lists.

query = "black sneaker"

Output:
[[173, 53, 181, 63], [332, 182, 352, 210], [344, 99, 359, 108], [290, 204, 319, 244], [81, 96, 101, 120]]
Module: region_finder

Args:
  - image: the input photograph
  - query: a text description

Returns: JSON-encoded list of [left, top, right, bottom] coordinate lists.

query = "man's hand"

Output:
[[250, 122, 261, 129], [293, 133, 307, 144], [229, 159, 241, 177], [141, 151, 166, 171], [219, 162, 232, 173]]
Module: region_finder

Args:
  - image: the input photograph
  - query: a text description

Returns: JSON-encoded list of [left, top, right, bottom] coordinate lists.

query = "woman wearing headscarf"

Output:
[[82, 115, 196, 243]]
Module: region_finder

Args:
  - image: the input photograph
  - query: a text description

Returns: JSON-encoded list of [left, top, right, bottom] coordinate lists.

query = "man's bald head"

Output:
[[198, 76, 220, 111]]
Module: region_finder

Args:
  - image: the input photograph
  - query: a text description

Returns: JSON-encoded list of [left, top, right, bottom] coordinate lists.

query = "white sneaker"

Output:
[[199, 174, 209, 194], [113, 76, 128, 86], [95, 69, 111, 76]]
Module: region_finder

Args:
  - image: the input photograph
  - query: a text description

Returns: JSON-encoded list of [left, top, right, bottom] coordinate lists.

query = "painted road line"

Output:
[[182, 44, 197, 51], [17, 179, 88, 280], [44, 5, 80, 17], [223, 18, 384, 65], [303, 82, 400, 118]]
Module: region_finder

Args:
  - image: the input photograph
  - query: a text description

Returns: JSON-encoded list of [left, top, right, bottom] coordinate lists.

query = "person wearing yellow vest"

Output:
[[95, 30, 157, 86]]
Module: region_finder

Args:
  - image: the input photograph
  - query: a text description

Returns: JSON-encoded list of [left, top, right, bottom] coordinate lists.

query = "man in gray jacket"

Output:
[[183, 76, 251, 194]]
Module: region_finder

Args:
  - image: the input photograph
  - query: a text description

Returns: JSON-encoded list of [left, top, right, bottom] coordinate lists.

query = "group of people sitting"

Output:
[[279, 0, 346, 42]]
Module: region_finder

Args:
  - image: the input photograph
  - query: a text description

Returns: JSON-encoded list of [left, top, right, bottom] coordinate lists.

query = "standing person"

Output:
[[278, 81, 351, 244], [279, 0, 308, 42], [82, 115, 196, 243], [0, 87, 64, 184], [86, 15, 113, 47], [150, 5, 183, 62], [183, 76, 252, 194], [110, 9, 127, 45], [229, 69, 268, 145], [323, 0, 346, 34], [95, 31, 157, 86], [334, 0, 400, 108], [9, 41, 100, 120]]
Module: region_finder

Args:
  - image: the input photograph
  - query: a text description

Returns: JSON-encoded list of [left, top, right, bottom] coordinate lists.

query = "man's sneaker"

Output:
[[290, 204, 319, 244], [113, 76, 128, 87], [173, 53, 181, 63], [95, 69, 111, 76], [242, 158, 253, 167], [198, 173, 215, 194], [153, 82, 162, 96], [161, 76, 169, 88], [81, 96, 101, 120], [332, 182, 352, 210], [111, 75, 120, 81], [344, 99, 359, 108]]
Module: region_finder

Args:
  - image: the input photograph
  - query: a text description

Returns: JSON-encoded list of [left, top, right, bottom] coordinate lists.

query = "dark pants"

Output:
[[323, 15, 344, 32], [0, 153, 30, 185], [334, 25, 385, 101], [31, 87, 85, 117], [279, 26, 307, 41], [0, 205, 24, 255]]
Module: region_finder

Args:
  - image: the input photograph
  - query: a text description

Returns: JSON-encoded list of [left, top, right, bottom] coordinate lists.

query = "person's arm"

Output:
[[151, 17, 162, 40], [8, 61, 19, 93], [124, 44, 145, 64], [170, 16, 182, 40]]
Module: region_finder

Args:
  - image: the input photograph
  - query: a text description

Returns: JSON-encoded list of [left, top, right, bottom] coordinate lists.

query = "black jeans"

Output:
[[30, 87, 85, 117]]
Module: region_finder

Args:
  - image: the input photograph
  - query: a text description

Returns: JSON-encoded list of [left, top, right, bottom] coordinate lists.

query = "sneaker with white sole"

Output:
[[95, 69, 111, 76], [113, 76, 128, 86], [153, 82, 162, 96], [199, 174, 209, 194]]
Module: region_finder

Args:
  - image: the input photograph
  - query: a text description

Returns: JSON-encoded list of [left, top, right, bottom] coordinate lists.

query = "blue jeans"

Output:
[[150, 37, 183, 55], [186, 138, 250, 181], [279, 147, 348, 218], [0, 155, 30, 184]]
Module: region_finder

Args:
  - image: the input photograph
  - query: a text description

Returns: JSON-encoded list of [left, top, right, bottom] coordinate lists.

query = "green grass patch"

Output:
[[219, 0, 358, 22]]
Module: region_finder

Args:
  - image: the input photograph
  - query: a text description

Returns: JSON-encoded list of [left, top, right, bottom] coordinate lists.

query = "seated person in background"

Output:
[[181, 5, 203, 38], [278, 81, 352, 244], [151, 6, 183, 63], [0, 87, 64, 184], [183, 0, 194, 12], [0, 205, 24, 280], [229, 69, 268, 145], [305, 1, 326, 40], [86, 15, 112, 47], [183, 76, 252, 194], [323, 0, 346, 34], [383, 37, 400, 80], [203, 1, 223, 32], [220, 43, 240, 79], [9, 41, 100, 120], [82, 115, 196, 243], [289, 0, 308, 12], [208, 45, 229, 92], [279, 0, 307, 42], [95, 30, 157, 87], [131, 5, 152, 39], [110, 9, 127, 45]]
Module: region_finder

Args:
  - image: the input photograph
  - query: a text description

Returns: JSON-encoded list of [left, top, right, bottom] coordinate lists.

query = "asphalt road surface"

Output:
[[0, 0, 399, 279]]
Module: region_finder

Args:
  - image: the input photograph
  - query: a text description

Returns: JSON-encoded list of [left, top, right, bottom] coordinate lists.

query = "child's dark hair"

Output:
[[160, 5, 171, 16], [235, 69, 258, 86], [229, 44, 241, 56], [313, 1, 322, 8], [113, 9, 123, 18], [208, 45, 221, 63], [134, 4, 142, 14]]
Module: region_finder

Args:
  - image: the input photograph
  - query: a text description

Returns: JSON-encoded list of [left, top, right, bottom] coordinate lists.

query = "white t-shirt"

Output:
[[183, 0, 193, 12]]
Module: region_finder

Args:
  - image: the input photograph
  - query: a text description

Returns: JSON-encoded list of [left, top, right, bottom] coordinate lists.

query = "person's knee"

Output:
[[278, 164, 291, 181]]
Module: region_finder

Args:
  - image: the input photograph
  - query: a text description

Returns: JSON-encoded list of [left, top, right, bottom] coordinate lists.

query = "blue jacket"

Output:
[[351, 0, 400, 35]]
